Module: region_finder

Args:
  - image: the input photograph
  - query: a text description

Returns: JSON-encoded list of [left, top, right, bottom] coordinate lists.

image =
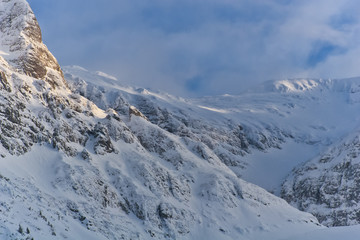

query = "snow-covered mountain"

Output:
[[282, 128, 360, 227], [63, 67, 360, 194], [1, 0, 360, 239]]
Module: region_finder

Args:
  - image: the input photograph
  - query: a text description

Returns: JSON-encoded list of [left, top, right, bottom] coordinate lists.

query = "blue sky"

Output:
[[27, 0, 360, 96]]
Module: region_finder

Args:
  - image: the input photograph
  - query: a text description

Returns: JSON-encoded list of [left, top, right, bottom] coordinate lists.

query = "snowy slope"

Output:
[[0, 144, 324, 240], [281, 225, 360, 240]]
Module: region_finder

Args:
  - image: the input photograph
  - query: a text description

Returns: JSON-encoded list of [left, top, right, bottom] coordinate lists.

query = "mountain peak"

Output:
[[0, 0, 66, 88]]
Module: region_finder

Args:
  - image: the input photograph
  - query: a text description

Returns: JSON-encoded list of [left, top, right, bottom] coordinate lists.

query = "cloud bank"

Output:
[[28, 0, 360, 96]]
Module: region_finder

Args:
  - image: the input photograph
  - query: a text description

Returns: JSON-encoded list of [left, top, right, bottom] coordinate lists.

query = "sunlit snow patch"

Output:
[[95, 71, 118, 81], [198, 105, 230, 113], [0, 50, 9, 56], [273, 79, 321, 92]]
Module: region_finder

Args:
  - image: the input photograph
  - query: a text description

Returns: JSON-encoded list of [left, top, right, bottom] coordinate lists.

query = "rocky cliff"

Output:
[[0, 0, 65, 88], [282, 130, 360, 227]]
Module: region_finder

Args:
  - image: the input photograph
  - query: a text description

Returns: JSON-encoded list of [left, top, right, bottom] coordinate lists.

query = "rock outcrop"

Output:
[[282, 131, 360, 226], [0, 0, 66, 88]]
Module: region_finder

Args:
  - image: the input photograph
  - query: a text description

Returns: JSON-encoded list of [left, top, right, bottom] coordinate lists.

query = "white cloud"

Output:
[[28, 0, 360, 96]]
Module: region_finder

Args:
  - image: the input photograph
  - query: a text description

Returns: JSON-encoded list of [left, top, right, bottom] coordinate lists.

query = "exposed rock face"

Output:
[[129, 105, 149, 121], [0, 0, 66, 88], [0, 70, 11, 91], [282, 132, 360, 226]]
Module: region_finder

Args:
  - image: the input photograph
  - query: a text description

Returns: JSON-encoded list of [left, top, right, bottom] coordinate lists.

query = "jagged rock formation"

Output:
[[282, 131, 360, 227], [0, 0, 66, 88]]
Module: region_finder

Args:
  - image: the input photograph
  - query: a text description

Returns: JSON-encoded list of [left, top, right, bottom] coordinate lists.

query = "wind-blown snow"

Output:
[[0, 50, 8, 56], [95, 71, 118, 81]]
